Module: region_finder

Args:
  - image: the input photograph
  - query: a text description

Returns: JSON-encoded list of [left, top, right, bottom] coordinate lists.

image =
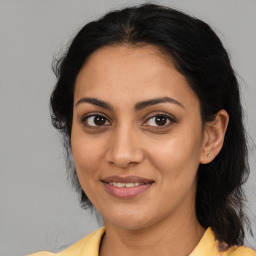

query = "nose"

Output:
[[105, 125, 144, 169]]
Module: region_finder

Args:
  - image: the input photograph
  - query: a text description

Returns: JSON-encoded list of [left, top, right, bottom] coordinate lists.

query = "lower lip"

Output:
[[103, 182, 152, 199]]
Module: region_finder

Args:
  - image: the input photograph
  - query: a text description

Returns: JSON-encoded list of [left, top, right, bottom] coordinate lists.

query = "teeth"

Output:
[[126, 183, 135, 188], [109, 182, 141, 188]]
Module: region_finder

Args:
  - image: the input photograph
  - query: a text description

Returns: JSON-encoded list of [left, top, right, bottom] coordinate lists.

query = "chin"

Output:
[[103, 209, 158, 231]]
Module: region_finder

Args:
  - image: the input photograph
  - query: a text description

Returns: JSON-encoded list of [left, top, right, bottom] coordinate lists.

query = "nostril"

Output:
[[104, 132, 144, 168], [106, 150, 144, 168]]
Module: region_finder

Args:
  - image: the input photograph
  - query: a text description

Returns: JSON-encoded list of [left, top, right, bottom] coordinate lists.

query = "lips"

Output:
[[102, 175, 154, 184], [101, 176, 154, 198]]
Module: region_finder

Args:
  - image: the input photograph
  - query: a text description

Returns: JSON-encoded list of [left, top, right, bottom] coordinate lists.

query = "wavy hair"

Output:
[[50, 4, 250, 246]]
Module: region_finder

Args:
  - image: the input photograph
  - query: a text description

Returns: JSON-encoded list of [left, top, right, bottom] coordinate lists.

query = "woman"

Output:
[[29, 4, 255, 256]]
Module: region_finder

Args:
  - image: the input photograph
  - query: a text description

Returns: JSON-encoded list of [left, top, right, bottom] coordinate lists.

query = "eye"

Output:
[[82, 114, 111, 127], [143, 114, 175, 127]]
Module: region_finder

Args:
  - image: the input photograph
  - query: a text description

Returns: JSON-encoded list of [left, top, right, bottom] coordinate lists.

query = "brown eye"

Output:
[[144, 114, 175, 127], [94, 116, 106, 126], [155, 116, 168, 126], [83, 115, 111, 127]]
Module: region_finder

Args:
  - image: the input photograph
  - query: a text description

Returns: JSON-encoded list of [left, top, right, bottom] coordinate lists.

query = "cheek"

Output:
[[71, 136, 106, 204], [147, 126, 203, 182], [71, 128, 106, 184], [149, 134, 201, 209]]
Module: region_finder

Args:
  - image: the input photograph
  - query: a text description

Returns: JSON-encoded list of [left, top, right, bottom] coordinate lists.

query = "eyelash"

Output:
[[143, 114, 176, 128], [81, 113, 176, 129], [81, 113, 111, 128]]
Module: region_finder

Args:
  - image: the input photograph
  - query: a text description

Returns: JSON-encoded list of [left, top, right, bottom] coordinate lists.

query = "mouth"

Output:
[[101, 176, 154, 198], [107, 182, 142, 188]]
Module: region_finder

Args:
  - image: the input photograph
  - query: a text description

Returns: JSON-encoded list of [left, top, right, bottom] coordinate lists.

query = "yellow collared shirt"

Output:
[[28, 227, 256, 256]]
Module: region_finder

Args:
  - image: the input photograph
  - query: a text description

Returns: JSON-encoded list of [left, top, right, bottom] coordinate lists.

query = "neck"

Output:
[[99, 210, 205, 256]]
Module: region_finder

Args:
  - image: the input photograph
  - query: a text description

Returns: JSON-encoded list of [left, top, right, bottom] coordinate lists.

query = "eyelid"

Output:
[[142, 113, 176, 127], [81, 111, 111, 121], [81, 112, 112, 127]]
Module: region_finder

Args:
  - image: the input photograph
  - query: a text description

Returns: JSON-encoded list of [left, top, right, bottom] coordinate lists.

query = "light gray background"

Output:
[[0, 0, 255, 255]]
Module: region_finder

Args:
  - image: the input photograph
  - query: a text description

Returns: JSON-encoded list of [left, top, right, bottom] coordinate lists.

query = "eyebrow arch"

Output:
[[135, 97, 184, 111], [76, 97, 113, 110], [75, 96, 184, 111]]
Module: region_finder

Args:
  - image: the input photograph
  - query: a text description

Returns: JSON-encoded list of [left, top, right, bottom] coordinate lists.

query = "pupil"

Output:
[[94, 116, 105, 126], [155, 116, 167, 126]]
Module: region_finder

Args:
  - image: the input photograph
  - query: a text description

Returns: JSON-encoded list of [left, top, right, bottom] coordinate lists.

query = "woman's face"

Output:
[[71, 45, 207, 230]]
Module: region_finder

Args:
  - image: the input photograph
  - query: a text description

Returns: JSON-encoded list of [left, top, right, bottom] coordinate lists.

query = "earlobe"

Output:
[[200, 109, 229, 164]]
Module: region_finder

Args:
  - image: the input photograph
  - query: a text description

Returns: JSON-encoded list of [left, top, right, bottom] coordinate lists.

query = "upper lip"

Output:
[[101, 175, 154, 184]]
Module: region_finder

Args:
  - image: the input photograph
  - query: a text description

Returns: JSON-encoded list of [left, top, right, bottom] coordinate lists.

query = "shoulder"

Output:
[[190, 227, 256, 256], [224, 245, 256, 256], [27, 227, 105, 256], [27, 252, 54, 256]]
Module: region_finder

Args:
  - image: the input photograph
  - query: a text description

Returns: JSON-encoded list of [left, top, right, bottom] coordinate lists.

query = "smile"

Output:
[[108, 182, 141, 188], [101, 176, 154, 198]]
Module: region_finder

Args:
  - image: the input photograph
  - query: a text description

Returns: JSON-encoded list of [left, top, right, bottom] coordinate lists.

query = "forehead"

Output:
[[74, 44, 199, 110], [84, 43, 173, 66]]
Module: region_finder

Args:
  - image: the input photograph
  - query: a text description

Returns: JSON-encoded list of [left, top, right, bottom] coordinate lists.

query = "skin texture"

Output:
[[71, 45, 229, 256]]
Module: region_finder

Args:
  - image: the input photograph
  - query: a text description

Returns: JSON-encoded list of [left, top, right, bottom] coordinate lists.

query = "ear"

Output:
[[200, 109, 229, 164]]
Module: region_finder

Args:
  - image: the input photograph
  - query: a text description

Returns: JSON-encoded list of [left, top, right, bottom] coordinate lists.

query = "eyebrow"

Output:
[[135, 97, 184, 110], [76, 97, 113, 110], [75, 96, 184, 111]]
